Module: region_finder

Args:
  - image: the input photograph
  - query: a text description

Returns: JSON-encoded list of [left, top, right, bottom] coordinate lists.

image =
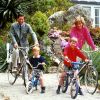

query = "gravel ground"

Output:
[[0, 73, 100, 100]]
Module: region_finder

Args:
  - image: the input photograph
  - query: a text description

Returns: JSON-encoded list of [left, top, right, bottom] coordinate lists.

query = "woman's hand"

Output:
[[85, 59, 89, 62]]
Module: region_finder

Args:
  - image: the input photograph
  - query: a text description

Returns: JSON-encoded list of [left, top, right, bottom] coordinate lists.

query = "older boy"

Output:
[[56, 37, 89, 95]]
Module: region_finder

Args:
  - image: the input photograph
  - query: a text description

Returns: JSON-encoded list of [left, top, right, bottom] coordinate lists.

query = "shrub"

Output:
[[90, 27, 100, 46], [31, 11, 50, 37]]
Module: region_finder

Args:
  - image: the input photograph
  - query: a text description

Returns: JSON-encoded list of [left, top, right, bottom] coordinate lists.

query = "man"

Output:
[[9, 14, 38, 70]]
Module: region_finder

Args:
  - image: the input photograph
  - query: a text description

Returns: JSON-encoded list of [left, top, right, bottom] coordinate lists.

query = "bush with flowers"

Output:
[[90, 27, 100, 46]]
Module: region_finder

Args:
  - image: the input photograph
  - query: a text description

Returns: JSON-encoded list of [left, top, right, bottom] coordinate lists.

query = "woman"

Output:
[[70, 15, 96, 50]]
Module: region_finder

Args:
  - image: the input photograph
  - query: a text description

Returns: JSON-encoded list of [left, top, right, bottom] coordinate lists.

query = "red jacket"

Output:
[[63, 44, 87, 67]]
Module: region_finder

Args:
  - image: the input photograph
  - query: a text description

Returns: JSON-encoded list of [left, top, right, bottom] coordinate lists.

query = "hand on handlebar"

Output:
[[14, 43, 18, 49], [85, 59, 89, 62], [34, 43, 39, 47], [65, 56, 71, 63], [94, 47, 99, 51]]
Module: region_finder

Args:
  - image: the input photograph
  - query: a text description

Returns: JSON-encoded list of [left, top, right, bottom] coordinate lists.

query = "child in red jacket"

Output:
[[56, 37, 89, 95]]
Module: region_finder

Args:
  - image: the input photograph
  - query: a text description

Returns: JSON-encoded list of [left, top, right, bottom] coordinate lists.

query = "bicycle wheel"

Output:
[[62, 76, 69, 93], [70, 80, 79, 99], [85, 65, 98, 94], [22, 63, 30, 87], [7, 62, 19, 85], [26, 81, 33, 94]]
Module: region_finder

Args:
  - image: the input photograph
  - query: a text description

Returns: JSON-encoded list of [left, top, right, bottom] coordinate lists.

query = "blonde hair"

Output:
[[73, 15, 85, 25], [32, 46, 40, 51], [70, 37, 78, 42]]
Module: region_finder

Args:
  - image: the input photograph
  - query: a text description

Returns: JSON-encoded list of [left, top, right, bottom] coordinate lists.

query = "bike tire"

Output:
[[70, 80, 79, 99], [62, 76, 69, 93], [85, 65, 98, 94], [7, 62, 19, 85], [26, 81, 33, 94], [22, 63, 30, 87]]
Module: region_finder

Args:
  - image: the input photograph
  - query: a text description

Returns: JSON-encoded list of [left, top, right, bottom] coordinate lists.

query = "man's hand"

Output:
[[35, 43, 39, 47], [14, 43, 18, 49]]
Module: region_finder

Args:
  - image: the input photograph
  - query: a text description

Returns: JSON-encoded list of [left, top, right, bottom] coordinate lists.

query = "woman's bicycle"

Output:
[[7, 45, 35, 87], [26, 63, 45, 94]]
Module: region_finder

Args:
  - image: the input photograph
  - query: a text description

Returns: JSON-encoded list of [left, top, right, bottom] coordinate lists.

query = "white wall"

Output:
[[80, 4, 100, 27]]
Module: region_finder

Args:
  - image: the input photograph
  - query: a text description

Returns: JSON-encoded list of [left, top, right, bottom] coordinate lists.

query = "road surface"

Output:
[[0, 73, 100, 100]]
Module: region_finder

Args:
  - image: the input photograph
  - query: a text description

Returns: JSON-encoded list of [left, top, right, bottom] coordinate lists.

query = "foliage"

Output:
[[21, 0, 73, 15], [0, 0, 26, 28], [40, 51, 52, 73], [90, 27, 100, 46], [42, 34, 52, 46], [31, 11, 50, 37], [21, 0, 56, 15], [0, 39, 7, 72], [91, 51, 100, 79]]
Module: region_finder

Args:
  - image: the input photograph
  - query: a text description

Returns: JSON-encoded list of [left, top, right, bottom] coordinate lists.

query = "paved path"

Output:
[[0, 73, 100, 100]]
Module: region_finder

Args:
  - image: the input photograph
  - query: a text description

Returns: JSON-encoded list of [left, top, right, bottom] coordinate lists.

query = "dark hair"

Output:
[[17, 14, 25, 19]]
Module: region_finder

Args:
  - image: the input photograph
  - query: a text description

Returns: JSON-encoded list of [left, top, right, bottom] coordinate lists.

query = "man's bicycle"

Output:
[[7, 45, 35, 87]]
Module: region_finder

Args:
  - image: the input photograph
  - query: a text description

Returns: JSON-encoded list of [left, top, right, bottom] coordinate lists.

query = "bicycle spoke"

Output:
[[71, 80, 79, 99], [8, 63, 19, 85], [85, 65, 98, 94]]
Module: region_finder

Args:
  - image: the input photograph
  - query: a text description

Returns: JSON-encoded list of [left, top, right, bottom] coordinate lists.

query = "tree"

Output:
[[0, 0, 25, 28], [21, 0, 56, 15], [31, 11, 50, 37]]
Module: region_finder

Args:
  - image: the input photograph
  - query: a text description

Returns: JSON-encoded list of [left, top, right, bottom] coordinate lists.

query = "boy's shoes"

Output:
[[41, 87, 45, 93], [56, 89, 60, 94], [78, 87, 84, 95], [56, 85, 61, 94]]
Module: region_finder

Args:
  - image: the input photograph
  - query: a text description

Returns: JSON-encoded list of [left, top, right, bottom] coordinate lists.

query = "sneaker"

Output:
[[56, 89, 60, 94], [56, 85, 61, 94], [78, 87, 84, 95], [41, 87, 45, 93]]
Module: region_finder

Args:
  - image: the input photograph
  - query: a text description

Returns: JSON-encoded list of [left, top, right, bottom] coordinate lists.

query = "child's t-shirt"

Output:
[[29, 55, 45, 70]]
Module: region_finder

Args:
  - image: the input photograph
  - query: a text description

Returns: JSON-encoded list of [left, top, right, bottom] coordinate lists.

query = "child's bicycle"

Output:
[[61, 61, 98, 99], [26, 63, 45, 94]]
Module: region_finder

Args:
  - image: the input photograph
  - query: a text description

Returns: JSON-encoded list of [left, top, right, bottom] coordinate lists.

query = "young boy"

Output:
[[29, 46, 46, 93], [56, 37, 89, 95]]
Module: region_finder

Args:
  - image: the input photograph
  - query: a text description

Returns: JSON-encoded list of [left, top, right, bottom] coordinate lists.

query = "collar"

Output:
[[33, 55, 40, 58], [17, 22, 25, 27]]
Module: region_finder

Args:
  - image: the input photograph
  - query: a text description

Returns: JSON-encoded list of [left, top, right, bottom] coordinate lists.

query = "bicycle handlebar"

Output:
[[33, 63, 45, 69], [18, 44, 39, 50]]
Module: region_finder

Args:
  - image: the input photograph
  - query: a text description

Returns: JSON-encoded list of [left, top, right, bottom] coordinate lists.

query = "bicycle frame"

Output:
[[31, 69, 41, 87], [7, 45, 36, 86]]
